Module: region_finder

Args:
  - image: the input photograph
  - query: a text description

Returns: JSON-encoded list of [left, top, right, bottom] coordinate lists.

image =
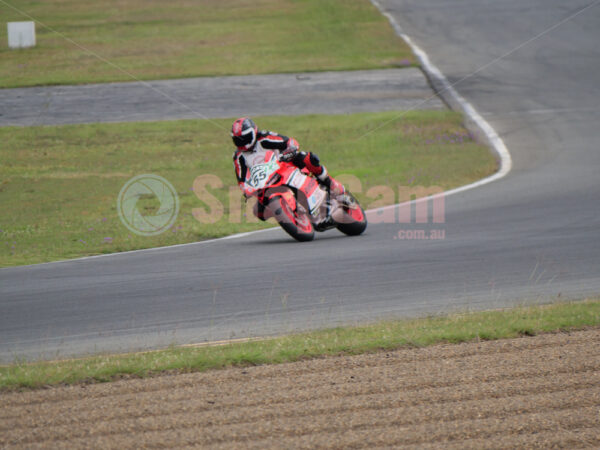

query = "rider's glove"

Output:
[[280, 148, 296, 161], [280, 138, 299, 162]]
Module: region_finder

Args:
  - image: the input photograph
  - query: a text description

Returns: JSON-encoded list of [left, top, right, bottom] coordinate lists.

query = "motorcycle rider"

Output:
[[231, 117, 345, 221]]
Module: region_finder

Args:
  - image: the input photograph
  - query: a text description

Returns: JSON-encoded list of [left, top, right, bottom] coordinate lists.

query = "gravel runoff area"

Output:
[[1, 329, 599, 449], [0, 68, 444, 127]]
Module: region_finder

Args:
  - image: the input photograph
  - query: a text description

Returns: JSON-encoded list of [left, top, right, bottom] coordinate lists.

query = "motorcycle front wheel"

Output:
[[268, 195, 315, 242], [335, 193, 367, 236]]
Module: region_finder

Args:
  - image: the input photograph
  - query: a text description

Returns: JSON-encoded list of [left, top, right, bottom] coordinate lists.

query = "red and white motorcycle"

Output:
[[242, 149, 367, 242]]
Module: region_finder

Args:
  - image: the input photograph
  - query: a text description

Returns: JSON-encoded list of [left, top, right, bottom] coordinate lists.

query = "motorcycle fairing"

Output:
[[287, 169, 327, 215]]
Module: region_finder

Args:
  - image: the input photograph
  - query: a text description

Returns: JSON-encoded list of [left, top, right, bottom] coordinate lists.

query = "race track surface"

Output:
[[2, 329, 599, 448], [0, 68, 443, 126], [1, 0, 600, 361]]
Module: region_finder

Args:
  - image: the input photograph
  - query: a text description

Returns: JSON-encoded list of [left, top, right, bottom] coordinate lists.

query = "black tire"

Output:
[[336, 194, 367, 236], [337, 219, 367, 236], [269, 196, 314, 242]]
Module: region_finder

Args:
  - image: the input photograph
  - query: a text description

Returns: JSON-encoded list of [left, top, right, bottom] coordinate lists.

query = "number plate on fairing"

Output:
[[247, 159, 280, 189]]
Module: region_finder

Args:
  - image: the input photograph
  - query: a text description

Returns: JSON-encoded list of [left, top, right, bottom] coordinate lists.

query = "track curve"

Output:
[[1, 0, 600, 361]]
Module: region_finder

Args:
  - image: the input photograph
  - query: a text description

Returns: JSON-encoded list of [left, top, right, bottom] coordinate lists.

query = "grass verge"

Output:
[[1, 299, 598, 391], [0, 110, 497, 267], [0, 0, 414, 88]]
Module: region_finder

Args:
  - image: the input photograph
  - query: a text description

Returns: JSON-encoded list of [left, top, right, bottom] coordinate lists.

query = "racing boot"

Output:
[[318, 173, 345, 197], [301, 151, 346, 196], [327, 176, 345, 196]]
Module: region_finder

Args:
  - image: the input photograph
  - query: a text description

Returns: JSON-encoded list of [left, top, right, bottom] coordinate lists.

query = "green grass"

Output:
[[1, 299, 598, 391], [0, 110, 497, 267], [0, 0, 414, 88]]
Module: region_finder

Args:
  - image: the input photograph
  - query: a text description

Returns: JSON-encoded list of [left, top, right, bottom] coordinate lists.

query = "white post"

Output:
[[7, 21, 36, 49]]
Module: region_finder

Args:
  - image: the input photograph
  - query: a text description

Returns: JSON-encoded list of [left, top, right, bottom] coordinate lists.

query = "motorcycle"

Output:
[[242, 149, 367, 242]]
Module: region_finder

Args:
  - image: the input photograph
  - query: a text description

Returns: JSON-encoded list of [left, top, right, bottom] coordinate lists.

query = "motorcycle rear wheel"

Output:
[[269, 196, 315, 242]]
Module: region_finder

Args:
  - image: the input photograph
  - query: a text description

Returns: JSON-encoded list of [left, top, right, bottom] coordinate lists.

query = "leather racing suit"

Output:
[[232, 130, 343, 221]]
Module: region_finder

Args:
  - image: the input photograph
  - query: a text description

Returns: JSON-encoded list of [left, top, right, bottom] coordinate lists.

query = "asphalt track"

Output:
[[0, 68, 443, 126], [1, 0, 600, 361]]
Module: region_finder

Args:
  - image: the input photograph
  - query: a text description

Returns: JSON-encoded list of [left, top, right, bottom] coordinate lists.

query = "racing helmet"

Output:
[[231, 117, 258, 150]]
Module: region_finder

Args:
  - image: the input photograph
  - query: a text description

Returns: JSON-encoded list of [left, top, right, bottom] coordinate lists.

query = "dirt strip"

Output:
[[1, 329, 599, 449]]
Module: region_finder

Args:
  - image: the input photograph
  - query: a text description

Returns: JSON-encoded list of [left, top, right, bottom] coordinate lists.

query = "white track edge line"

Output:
[[4, 227, 280, 269], [369, 0, 512, 207], [3, 6, 512, 270]]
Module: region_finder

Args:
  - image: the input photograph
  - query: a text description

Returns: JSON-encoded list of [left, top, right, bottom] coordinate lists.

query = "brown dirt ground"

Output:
[[1, 329, 599, 449]]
